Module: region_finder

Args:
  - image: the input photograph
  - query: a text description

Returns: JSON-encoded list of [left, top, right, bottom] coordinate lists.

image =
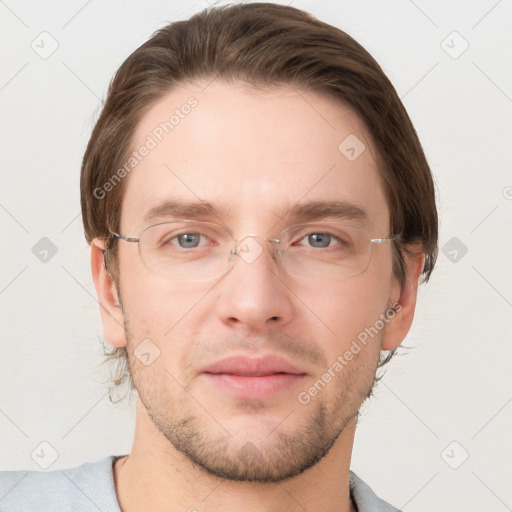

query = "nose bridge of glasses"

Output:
[[229, 233, 281, 263]]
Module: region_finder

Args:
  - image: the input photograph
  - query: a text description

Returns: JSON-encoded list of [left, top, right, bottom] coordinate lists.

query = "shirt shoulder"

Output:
[[349, 471, 403, 512], [0, 455, 123, 512], [0, 458, 400, 511]]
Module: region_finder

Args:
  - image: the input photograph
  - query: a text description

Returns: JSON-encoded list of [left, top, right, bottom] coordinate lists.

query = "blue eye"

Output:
[[175, 233, 202, 248], [307, 233, 332, 248]]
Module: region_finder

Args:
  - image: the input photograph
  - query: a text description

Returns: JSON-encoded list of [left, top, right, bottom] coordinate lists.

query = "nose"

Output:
[[217, 236, 293, 333]]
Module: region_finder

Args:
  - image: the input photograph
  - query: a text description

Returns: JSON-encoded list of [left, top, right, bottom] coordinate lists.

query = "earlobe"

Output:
[[90, 239, 127, 348], [381, 249, 425, 351]]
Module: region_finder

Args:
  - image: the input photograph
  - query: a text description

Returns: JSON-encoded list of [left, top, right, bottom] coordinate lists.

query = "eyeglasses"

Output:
[[111, 220, 399, 281]]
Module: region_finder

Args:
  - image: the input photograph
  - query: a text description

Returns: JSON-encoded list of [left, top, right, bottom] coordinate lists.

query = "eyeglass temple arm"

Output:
[[112, 232, 139, 243], [370, 235, 400, 244]]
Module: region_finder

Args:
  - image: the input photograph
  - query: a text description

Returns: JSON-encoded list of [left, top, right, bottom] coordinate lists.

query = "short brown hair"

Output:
[[81, 3, 438, 400]]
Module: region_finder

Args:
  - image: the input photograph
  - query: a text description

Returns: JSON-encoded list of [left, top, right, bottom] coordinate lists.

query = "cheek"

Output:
[[119, 268, 210, 364], [311, 272, 394, 354], [123, 281, 191, 332], [119, 247, 189, 322]]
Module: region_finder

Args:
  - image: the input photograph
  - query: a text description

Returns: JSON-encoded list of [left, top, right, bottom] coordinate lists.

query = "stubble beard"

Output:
[[126, 331, 381, 484]]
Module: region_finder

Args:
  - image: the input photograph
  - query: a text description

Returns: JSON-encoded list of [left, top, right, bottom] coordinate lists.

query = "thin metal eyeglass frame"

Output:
[[110, 219, 400, 279]]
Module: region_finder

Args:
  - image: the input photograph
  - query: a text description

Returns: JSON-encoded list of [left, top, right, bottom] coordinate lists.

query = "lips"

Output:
[[201, 355, 306, 377], [200, 355, 307, 400]]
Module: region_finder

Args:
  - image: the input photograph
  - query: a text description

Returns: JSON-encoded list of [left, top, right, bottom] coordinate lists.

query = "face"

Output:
[[107, 81, 403, 482]]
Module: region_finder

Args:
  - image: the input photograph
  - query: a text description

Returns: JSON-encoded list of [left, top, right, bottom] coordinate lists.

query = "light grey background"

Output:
[[1, 1, 511, 511]]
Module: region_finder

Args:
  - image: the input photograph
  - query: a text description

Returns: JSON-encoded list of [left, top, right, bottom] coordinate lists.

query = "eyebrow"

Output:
[[143, 199, 227, 224], [142, 198, 367, 225], [282, 200, 367, 223]]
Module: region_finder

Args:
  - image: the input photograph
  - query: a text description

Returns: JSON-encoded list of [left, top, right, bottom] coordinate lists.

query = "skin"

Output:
[[91, 80, 424, 512]]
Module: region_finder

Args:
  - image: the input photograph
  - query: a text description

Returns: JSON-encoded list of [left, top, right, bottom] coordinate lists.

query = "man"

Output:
[[0, 3, 437, 511]]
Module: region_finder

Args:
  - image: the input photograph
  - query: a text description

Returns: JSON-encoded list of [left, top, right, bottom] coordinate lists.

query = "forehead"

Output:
[[121, 80, 389, 233]]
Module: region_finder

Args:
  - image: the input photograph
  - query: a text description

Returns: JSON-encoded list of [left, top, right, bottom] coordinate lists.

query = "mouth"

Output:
[[200, 355, 307, 400]]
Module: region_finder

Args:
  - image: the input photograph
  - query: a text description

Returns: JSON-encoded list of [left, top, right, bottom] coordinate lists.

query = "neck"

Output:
[[114, 399, 357, 512]]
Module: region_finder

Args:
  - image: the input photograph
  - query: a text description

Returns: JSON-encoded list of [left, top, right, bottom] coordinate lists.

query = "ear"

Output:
[[90, 239, 127, 348], [381, 248, 425, 351]]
